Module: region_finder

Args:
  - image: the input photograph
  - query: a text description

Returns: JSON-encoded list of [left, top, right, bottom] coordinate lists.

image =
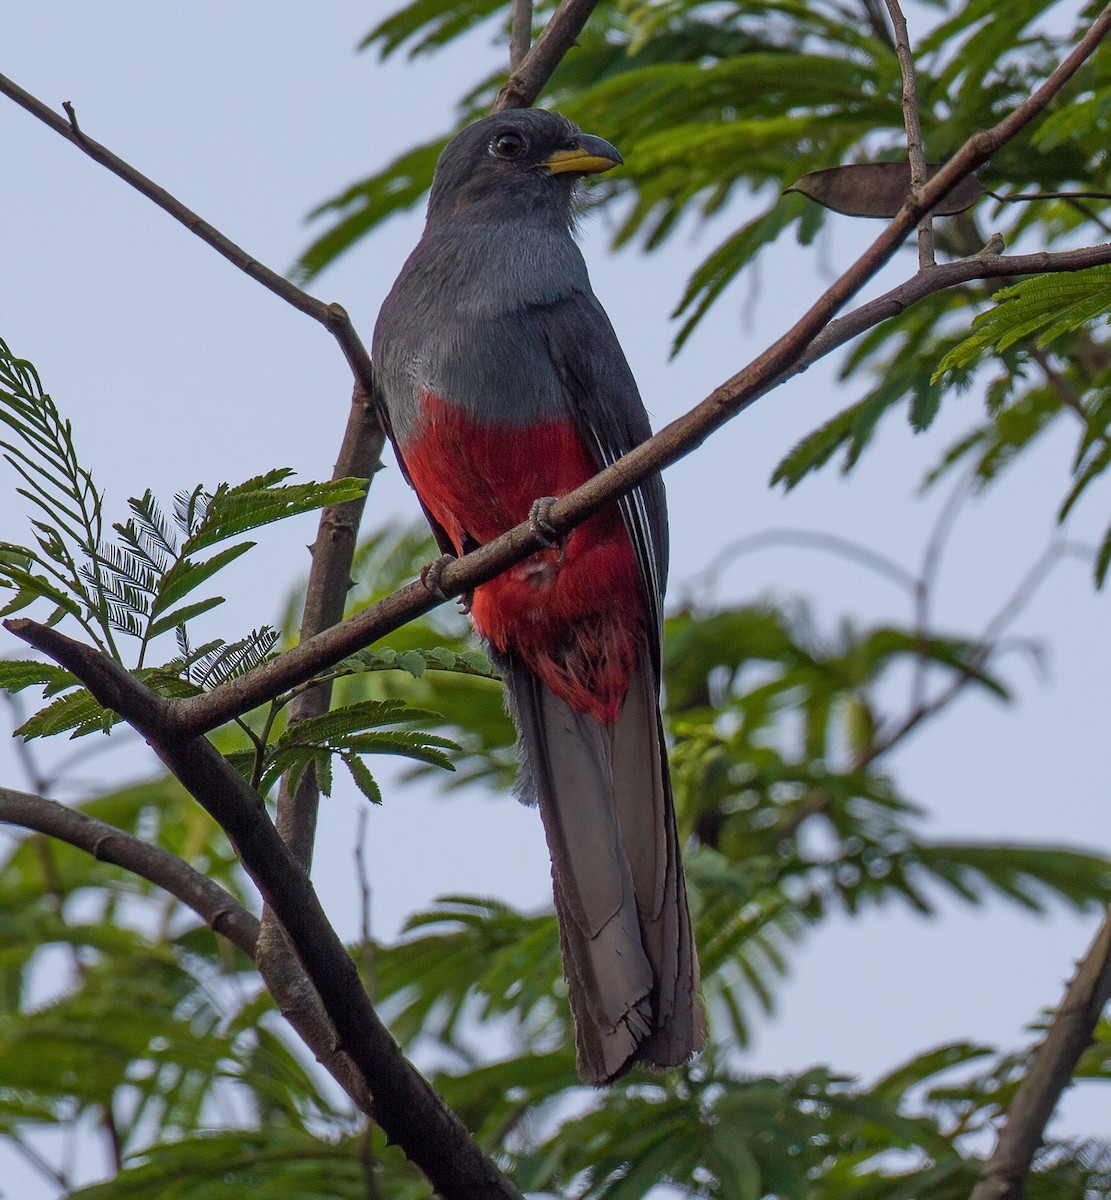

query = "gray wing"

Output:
[[538, 291, 669, 660]]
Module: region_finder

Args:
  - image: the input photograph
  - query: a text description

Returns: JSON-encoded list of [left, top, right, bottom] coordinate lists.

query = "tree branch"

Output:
[[268, 380, 384, 870], [0, 785, 260, 957], [495, 0, 602, 110], [884, 0, 935, 266], [255, 381, 388, 1120], [0, 785, 375, 1113], [6, 9, 1109, 743], [144, 236, 1111, 738], [971, 909, 1111, 1200], [0, 626, 521, 1200], [509, 0, 534, 71], [0, 73, 373, 390]]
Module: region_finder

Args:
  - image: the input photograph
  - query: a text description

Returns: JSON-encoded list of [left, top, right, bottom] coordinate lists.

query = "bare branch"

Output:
[[0, 785, 260, 957], [910, 465, 975, 711], [0, 627, 521, 1200], [0, 73, 373, 390], [795, 239, 1111, 375], [251, 380, 387, 1121], [865, 538, 1089, 766], [152, 235, 1111, 737], [971, 908, 1111, 1200], [269, 379, 384, 871], [6, 1128, 69, 1191], [884, 0, 935, 266], [860, 0, 895, 49], [510, 0, 534, 71], [687, 528, 919, 601], [495, 0, 602, 110], [4, 8, 1109, 742]]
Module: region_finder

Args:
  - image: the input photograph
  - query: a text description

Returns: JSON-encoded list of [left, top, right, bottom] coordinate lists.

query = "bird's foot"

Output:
[[529, 496, 563, 554], [420, 553, 456, 600], [421, 553, 473, 613]]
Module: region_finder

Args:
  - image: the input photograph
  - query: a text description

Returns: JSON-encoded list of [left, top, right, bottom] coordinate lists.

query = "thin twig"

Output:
[[147, 233, 1111, 738], [687, 528, 919, 601], [495, 0, 602, 110], [911, 465, 975, 712], [0, 74, 373, 389], [0, 629, 522, 1200], [971, 908, 1111, 1200], [354, 807, 377, 1001], [1030, 346, 1089, 424], [861, 0, 896, 49], [510, 0, 534, 71], [0, 786, 260, 956], [6, 1128, 69, 1191], [865, 539, 1089, 766], [884, 0, 935, 266]]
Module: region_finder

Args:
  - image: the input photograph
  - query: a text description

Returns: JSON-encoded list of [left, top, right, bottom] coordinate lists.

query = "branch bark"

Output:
[[884, 0, 935, 266], [495, 0, 602, 109], [509, 0, 534, 71], [4, 7, 1111, 1197], [0, 785, 259, 956], [254, 382, 388, 1121], [0, 626, 521, 1200], [0, 73, 373, 391], [971, 909, 1111, 1200], [138, 233, 1111, 737]]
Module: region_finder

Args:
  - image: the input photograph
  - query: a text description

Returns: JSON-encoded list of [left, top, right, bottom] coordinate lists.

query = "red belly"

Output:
[[401, 392, 644, 723]]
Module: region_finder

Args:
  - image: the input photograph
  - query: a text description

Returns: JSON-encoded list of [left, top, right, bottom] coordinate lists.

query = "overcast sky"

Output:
[[2, 5, 1110, 1195]]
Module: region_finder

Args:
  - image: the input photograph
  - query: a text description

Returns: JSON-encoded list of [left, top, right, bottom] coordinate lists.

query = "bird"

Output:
[[372, 108, 704, 1084]]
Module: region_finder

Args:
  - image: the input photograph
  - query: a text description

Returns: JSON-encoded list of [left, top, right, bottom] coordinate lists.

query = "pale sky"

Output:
[[2, 5, 1110, 1195]]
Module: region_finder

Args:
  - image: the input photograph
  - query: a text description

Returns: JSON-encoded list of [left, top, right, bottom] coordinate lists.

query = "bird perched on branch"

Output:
[[372, 108, 704, 1084]]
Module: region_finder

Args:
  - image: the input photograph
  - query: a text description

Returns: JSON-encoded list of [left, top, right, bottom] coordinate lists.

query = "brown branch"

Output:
[[141, 234, 1111, 740], [860, 0, 896, 49], [793, 239, 1111, 376], [5, 10, 1108, 743], [860, 538, 1087, 770], [107, 2, 1100, 734], [0, 73, 373, 390], [267, 382, 384, 868], [510, 0, 534, 71], [971, 909, 1111, 1200], [255, 380, 386, 1119], [689, 528, 919, 599], [884, 0, 935, 266], [2, 625, 520, 1200], [0, 785, 260, 957], [495, 0, 602, 110], [0, 784, 379, 1122]]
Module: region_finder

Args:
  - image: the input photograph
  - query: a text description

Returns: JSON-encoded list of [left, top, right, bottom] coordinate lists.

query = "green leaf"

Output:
[[0, 658, 76, 695], [147, 594, 226, 639], [343, 753, 383, 804]]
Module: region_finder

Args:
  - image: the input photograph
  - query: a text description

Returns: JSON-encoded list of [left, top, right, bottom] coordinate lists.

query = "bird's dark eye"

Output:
[[491, 131, 527, 159]]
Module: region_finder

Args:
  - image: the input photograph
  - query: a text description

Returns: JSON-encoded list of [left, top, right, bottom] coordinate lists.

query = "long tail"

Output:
[[501, 649, 705, 1084]]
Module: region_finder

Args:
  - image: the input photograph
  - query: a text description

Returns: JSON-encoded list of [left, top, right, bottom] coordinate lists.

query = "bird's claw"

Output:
[[529, 496, 562, 551], [421, 553, 473, 613], [420, 553, 456, 599]]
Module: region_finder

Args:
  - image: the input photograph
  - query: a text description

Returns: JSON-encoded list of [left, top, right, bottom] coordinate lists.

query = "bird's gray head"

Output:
[[427, 109, 622, 226]]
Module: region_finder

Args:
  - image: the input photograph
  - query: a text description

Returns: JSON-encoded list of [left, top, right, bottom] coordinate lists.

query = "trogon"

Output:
[[372, 108, 705, 1084]]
